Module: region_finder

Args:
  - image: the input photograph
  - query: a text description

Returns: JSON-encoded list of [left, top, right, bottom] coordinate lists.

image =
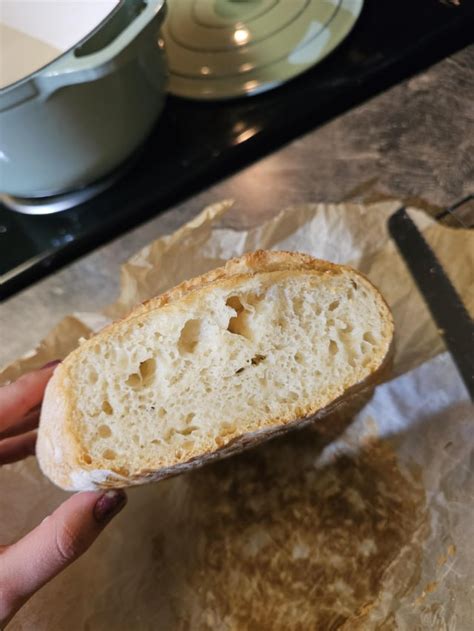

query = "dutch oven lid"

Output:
[[162, 0, 364, 100]]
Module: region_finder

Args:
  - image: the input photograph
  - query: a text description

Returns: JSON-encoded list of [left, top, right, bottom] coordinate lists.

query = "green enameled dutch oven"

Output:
[[0, 0, 167, 198]]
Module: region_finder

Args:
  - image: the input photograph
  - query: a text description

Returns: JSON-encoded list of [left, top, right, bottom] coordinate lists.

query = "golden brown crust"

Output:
[[37, 251, 394, 491], [36, 364, 82, 485]]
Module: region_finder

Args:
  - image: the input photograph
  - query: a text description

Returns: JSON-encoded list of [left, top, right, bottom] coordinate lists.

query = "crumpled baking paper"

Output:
[[1, 200, 473, 630]]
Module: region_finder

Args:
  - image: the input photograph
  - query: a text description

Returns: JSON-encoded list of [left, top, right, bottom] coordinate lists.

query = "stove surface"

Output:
[[1, 0, 473, 300]]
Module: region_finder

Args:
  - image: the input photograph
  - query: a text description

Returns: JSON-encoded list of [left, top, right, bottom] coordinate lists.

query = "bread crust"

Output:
[[37, 251, 394, 491]]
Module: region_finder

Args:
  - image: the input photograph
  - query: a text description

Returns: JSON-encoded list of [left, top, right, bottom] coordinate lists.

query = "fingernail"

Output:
[[41, 360, 61, 370], [94, 489, 127, 523]]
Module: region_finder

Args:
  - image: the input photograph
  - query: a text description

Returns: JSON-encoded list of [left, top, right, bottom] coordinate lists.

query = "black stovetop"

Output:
[[1, 0, 473, 301]]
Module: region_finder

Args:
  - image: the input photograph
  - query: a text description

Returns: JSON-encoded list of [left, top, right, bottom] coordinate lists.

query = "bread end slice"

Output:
[[37, 251, 394, 491]]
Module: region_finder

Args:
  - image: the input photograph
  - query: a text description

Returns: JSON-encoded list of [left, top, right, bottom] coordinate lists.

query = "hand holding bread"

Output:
[[0, 364, 127, 626]]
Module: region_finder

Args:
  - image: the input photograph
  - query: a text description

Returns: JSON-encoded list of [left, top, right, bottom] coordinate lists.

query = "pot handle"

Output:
[[35, 0, 166, 97]]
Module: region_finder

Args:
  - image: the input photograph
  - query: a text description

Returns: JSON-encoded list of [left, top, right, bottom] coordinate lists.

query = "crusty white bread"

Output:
[[37, 251, 394, 491]]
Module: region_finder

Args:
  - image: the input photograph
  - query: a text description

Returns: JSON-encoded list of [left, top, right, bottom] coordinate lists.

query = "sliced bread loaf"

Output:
[[37, 251, 394, 490]]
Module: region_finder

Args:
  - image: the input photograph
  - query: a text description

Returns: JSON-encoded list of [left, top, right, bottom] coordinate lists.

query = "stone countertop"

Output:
[[1, 46, 473, 368]]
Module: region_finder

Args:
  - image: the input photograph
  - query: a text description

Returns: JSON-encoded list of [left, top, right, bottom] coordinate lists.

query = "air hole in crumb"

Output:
[[83, 454, 92, 464], [98, 424, 112, 438], [363, 332, 376, 345], [221, 423, 236, 435], [235, 367, 245, 375], [126, 372, 141, 388], [184, 412, 195, 424], [226, 295, 244, 313], [158, 407, 167, 418], [102, 400, 113, 415], [165, 428, 176, 441], [177, 426, 198, 436], [329, 340, 338, 355], [226, 296, 251, 339], [178, 319, 202, 354], [103, 449, 116, 460], [125, 357, 156, 389], [292, 297, 304, 315], [139, 358, 156, 384], [151, 439, 161, 446], [226, 293, 262, 338], [328, 300, 339, 312], [228, 292, 262, 312], [132, 434, 140, 444], [361, 341, 372, 354], [88, 371, 98, 384], [351, 280, 358, 290], [251, 354, 266, 366], [294, 352, 304, 364]]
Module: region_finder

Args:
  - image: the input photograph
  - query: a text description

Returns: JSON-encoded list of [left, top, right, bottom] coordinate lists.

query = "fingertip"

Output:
[[56, 490, 105, 515], [0, 487, 127, 624], [58, 489, 127, 524], [93, 489, 127, 523]]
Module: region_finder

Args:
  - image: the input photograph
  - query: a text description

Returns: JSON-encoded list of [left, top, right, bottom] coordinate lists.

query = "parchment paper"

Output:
[[1, 200, 473, 630]]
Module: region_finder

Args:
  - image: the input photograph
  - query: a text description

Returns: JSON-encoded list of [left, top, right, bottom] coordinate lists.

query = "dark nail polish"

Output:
[[41, 360, 62, 370], [94, 490, 127, 523]]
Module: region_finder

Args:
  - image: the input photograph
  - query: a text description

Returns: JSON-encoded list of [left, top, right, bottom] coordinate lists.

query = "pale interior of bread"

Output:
[[68, 271, 391, 476]]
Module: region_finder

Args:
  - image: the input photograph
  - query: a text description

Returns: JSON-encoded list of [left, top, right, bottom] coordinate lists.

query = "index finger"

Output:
[[0, 362, 60, 435]]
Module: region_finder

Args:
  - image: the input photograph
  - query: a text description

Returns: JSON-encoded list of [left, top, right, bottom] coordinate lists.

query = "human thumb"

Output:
[[0, 489, 127, 627]]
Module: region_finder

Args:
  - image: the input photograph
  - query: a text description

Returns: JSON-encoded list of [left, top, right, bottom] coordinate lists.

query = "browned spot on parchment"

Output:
[[436, 543, 456, 568], [174, 428, 428, 630]]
